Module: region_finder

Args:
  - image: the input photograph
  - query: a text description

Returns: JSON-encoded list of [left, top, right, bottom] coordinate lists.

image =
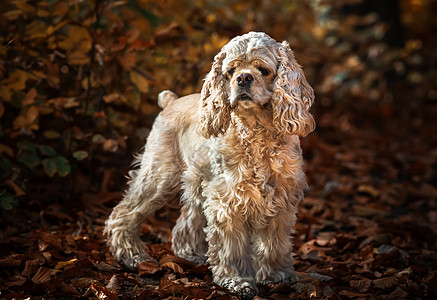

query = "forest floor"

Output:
[[1, 102, 436, 300]]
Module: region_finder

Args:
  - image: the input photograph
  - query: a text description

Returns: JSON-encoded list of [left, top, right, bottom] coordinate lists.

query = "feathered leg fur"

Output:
[[253, 207, 299, 285]]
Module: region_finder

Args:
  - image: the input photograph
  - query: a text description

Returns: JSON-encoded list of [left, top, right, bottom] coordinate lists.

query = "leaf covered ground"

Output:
[[1, 0, 437, 299]]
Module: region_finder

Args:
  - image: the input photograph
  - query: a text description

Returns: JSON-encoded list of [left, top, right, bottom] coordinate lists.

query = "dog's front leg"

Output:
[[204, 202, 258, 299], [253, 208, 298, 285]]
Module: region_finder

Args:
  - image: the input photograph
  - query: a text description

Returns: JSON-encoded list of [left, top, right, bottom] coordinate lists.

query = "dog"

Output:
[[104, 32, 315, 298]]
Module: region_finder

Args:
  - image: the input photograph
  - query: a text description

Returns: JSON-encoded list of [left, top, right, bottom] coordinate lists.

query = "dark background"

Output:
[[0, 0, 436, 299]]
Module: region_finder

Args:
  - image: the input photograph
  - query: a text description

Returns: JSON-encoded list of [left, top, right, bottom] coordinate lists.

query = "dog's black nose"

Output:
[[236, 73, 254, 87]]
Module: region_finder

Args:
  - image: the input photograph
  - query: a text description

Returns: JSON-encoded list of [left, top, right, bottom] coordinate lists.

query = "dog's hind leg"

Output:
[[104, 119, 182, 270], [172, 150, 209, 265]]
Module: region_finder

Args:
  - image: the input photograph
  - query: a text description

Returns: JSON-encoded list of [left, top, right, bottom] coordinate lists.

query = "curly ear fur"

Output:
[[272, 41, 315, 137], [198, 50, 231, 138]]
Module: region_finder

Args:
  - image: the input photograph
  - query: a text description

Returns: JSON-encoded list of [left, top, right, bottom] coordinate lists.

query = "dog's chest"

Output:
[[220, 138, 298, 206]]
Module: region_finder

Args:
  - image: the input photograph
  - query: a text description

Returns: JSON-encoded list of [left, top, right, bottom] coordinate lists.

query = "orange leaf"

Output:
[[103, 139, 118, 152], [23, 88, 37, 106], [130, 71, 149, 93]]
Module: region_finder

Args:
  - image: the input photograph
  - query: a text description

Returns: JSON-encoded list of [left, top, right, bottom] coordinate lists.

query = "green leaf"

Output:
[[39, 145, 57, 156], [55, 156, 71, 177], [92, 134, 106, 144], [0, 193, 17, 211], [42, 157, 57, 177], [73, 150, 88, 161], [18, 150, 40, 169], [17, 141, 40, 169], [42, 156, 71, 177]]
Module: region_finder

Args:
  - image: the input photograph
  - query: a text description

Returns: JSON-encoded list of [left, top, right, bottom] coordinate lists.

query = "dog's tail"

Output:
[[157, 90, 178, 109]]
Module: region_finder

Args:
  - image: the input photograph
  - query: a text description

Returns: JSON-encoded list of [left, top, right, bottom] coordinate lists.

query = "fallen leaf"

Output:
[[138, 261, 161, 276], [90, 283, 119, 300], [373, 276, 396, 289], [31, 267, 56, 284], [350, 277, 372, 292], [55, 258, 78, 270]]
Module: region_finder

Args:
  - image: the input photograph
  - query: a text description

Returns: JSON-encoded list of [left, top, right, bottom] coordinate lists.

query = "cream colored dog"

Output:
[[104, 32, 315, 298]]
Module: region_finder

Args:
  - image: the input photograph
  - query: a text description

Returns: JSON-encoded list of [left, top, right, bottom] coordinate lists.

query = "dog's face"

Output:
[[224, 57, 275, 109], [199, 32, 315, 138]]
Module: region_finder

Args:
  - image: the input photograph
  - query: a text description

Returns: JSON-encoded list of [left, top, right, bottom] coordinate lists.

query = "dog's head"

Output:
[[199, 32, 315, 138]]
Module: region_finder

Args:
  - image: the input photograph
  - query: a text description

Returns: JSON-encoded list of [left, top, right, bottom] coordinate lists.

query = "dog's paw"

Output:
[[221, 277, 258, 299], [121, 253, 155, 271]]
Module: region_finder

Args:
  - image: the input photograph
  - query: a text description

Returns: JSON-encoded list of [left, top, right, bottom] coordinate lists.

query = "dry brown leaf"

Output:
[[31, 267, 56, 284], [350, 277, 372, 292], [0, 256, 22, 269], [21, 259, 40, 277], [138, 261, 161, 276], [372, 276, 396, 289], [161, 261, 184, 274], [106, 274, 121, 291]]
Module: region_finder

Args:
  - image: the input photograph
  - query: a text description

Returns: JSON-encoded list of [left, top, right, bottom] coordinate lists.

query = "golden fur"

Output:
[[104, 32, 315, 298]]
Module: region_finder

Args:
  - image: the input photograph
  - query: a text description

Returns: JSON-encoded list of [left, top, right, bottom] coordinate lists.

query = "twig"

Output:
[[0, 38, 17, 50]]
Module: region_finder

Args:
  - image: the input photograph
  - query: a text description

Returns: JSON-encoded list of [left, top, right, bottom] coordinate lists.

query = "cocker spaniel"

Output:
[[104, 32, 315, 298]]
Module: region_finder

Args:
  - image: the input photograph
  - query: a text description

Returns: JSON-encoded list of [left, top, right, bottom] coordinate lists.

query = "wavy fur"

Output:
[[104, 32, 315, 299]]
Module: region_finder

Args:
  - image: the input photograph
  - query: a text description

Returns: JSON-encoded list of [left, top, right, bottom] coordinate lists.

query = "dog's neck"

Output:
[[228, 106, 289, 154], [230, 104, 282, 138]]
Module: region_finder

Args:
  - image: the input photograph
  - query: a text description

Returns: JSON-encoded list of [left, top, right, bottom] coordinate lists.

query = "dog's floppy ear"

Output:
[[198, 50, 231, 138], [272, 41, 315, 137]]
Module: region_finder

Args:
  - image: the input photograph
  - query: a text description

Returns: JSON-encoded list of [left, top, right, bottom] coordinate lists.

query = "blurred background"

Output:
[[1, 1, 436, 298]]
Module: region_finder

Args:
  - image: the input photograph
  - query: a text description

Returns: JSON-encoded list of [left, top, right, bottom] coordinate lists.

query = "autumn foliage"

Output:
[[1, 0, 436, 299]]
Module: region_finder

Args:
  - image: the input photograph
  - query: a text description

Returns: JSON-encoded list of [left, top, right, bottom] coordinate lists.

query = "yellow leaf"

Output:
[[0, 85, 12, 101], [13, 106, 39, 132], [55, 258, 78, 270], [13, 0, 35, 13], [59, 25, 92, 65], [52, 2, 69, 17], [4, 70, 28, 91], [130, 71, 149, 93], [44, 130, 61, 139], [0, 144, 14, 157], [68, 50, 90, 65], [37, 9, 49, 18], [81, 76, 99, 90], [59, 25, 91, 51], [3, 10, 21, 21], [25, 21, 50, 41]]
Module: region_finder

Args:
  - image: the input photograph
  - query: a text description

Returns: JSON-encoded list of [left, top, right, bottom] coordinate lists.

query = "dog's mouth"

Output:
[[230, 92, 255, 109], [237, 92, 253, 101]]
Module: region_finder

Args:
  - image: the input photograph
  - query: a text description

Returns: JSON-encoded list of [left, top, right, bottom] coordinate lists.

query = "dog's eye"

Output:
[[258, 67, 270, 76], [227, 68, 236, 76]]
